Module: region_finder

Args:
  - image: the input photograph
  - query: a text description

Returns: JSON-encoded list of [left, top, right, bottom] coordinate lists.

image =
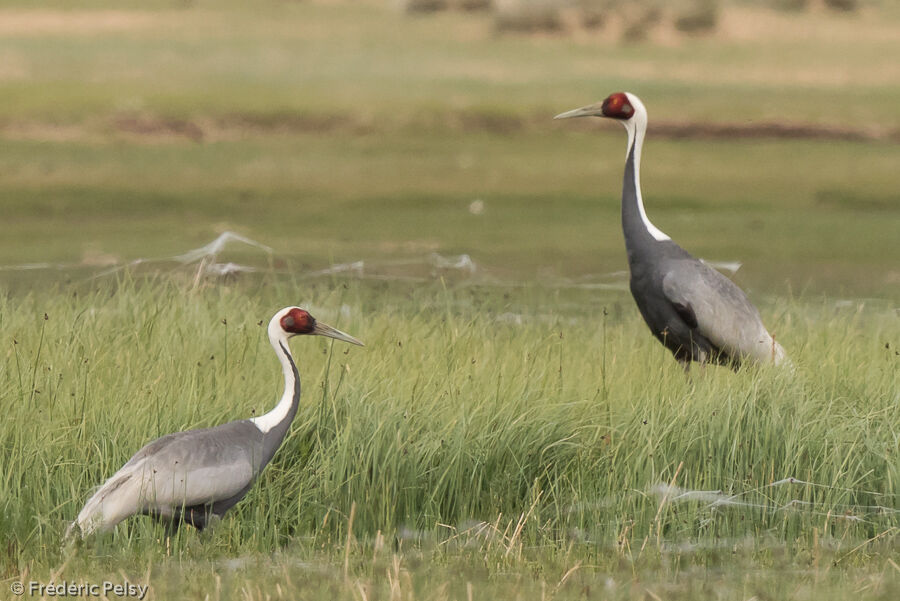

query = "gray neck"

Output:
[[258, 341, 301, 468], [621, 127, 670, 266]]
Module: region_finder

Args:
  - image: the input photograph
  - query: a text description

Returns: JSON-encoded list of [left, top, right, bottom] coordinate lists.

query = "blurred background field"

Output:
[[1, 0, 898, 295], [0, 1, 898, 599]]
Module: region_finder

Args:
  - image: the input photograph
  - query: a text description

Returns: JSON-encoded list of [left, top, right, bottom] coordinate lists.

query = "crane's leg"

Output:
[[199, 514, 222, 535], [687, 347, 712, 377], [144, 508, 183, 535], [153, 514, 182, 535], [182, 506, 222, 532], [146, 506, 217, 534]]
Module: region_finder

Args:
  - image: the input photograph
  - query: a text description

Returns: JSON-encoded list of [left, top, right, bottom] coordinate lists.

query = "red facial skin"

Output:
[[281, 308, 316, 334], [601, 93, 634, 120]]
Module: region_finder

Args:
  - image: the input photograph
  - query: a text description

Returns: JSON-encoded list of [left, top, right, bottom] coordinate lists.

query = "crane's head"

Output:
[[271, 306, 364, 346], [554, 92, 643, 122]]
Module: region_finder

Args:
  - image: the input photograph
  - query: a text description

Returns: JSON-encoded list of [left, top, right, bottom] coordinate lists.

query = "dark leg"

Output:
[[144, 509, 182, 535], [183, 506, 211, 531], [182, 506, 223, 533]]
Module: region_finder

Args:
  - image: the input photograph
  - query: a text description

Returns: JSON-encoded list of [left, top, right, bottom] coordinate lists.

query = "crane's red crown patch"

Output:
[[601, 93, 634, 120], [281, 308, 316, 334]]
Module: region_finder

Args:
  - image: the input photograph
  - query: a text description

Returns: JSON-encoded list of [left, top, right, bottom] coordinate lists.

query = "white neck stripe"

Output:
[[250, 320, 297, 434], [623, 93, 670, 243]]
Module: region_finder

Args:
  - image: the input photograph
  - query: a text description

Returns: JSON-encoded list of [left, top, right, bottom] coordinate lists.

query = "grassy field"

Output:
[[1, 278, 898, 599], [1, 0, 899, 599], [1, 0, 899, 295]]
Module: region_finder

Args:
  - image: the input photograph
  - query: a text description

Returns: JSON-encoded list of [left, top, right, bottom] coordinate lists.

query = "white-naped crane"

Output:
[[67, 307, 363, 538], [555, 92, 787, 370]]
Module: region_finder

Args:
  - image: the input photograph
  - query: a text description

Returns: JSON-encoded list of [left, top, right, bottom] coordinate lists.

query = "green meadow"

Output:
[[0, 1, 898, 599], [2, 279, 898, 600]]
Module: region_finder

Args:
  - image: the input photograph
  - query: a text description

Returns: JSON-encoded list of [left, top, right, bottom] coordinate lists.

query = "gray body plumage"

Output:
[[68, 308, 362, 538], [100, 421, 270, 530], [557, 92, 786, 368], [622, 143, 785, 367], [69, 344, 298, 536]]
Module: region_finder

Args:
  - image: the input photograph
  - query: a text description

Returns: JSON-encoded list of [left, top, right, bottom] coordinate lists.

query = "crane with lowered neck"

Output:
[[68, 306, 363, 537]]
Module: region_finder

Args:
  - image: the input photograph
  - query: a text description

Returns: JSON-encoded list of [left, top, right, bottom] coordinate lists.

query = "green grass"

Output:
[[2, 131, 899, 295], [1, 1, 899, 598], [1, 276, 898, 599]]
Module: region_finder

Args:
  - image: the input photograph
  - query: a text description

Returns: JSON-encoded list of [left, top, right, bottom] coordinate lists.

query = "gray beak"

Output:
[[554, 103, 605, 120], [313, 322, 364, 346]]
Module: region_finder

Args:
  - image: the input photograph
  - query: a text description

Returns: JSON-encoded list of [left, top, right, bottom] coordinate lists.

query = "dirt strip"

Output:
[[1, 111, 897, 143]]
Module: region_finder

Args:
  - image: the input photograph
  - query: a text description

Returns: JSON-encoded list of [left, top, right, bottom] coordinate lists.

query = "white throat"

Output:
[[250, 315, 297, 434], [622, 93, 670, 242]]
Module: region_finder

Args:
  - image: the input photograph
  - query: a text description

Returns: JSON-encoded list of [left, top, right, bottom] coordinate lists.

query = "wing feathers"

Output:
[[661, 260, 786, 365], [670, 301, 699, 330], [69, 424, 258, 537]]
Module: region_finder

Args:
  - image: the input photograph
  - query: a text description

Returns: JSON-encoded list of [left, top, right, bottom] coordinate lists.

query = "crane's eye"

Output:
[[281, 309, 316, 334]]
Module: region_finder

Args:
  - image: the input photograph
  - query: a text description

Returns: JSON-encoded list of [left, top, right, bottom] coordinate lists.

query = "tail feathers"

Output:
[[69, 470, 143, 538]]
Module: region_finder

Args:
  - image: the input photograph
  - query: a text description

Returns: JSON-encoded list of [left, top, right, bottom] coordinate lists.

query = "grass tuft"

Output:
[[1, 274, 897, 597]]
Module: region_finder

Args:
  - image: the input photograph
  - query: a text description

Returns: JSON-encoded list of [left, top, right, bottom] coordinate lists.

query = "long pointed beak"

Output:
[[554, 103, 605, 120], [313, 322, 364, 346]]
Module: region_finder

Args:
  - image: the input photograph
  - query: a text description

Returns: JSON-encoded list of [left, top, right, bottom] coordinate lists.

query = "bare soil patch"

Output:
[[0, 9, 160, 36], [2, 110, 897, 144]]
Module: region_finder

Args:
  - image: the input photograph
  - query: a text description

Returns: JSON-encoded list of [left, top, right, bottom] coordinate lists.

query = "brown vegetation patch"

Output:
[[116, 111, 900, 142], [494, 0, 564, 34], [214, 113, 376, 136], [0, 9, 159, 36], [450, 111, 525, 134], [113, 115, 205, 143], [2, 110, 897, 144], [0, 121, 91, 143], [720, 5, 899, 45], [649, 120, 894, 143]]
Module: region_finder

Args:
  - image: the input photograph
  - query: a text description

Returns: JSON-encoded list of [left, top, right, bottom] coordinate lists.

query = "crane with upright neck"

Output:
[[556, 92, 787, 369]]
